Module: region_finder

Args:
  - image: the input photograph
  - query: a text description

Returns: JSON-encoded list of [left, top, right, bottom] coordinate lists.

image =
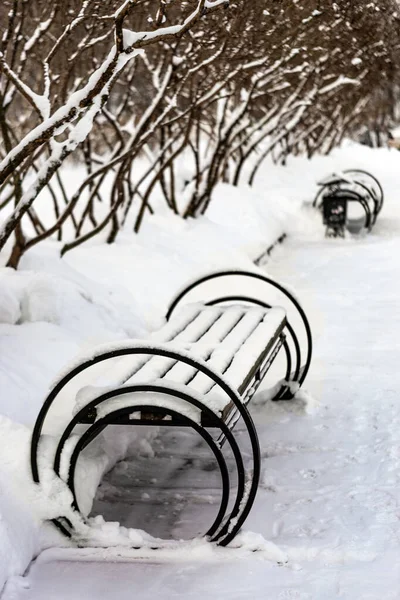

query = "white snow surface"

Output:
[[1, 141, 400, 597]]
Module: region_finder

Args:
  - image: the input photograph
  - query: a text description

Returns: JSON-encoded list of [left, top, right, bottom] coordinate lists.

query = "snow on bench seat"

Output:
[[74, 304, 286, 421], [127, 305, 284, 389]]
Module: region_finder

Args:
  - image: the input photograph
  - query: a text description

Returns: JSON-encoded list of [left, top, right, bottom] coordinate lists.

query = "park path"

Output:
[[4, 222, 400, 600]]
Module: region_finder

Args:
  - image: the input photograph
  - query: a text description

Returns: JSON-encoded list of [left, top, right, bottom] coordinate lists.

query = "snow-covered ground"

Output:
[[1, 141, 400, 598]]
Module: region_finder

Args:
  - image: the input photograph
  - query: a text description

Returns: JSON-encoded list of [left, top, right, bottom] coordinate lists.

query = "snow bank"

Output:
[[0, 283, 20, 325], [0, 478, 40, 590], [0, 418, 49, 592]]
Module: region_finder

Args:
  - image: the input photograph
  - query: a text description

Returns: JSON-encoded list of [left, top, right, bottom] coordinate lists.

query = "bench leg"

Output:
[[63, 403, 232, 541], [50, 384, 260, 546]]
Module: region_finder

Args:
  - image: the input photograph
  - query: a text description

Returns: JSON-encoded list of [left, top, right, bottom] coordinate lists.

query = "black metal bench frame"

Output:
[[313, 169, 384, 237], [30, 270, 312, 548]]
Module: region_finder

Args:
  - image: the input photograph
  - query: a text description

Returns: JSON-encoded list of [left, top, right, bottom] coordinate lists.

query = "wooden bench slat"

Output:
[[124, 306, 240, 385], [163, 308, 245, 385], [125, 306, 267, 390], [80, 305, 206, 391], [99, 305, 221, 388], [224, 307, 286, 393], [73, 304, 287, 421], [185, 308, 267, 395], [119, 306, 284, 406]]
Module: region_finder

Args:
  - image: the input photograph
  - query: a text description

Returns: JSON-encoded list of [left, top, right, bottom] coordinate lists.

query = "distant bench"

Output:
[[313, 169, 384, 237], [30, 270, 312, 547]]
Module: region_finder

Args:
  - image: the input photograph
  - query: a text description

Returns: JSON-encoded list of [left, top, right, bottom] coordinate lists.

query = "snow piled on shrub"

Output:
[[0, 282, 20, 324]]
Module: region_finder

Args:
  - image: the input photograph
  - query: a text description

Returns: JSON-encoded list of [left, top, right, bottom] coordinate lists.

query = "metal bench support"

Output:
[[30, 271, 313, 547]]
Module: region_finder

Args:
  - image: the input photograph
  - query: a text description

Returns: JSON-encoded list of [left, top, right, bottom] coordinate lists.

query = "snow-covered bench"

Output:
[[30, 270, 312, 547], [313, 169, 384, 237]]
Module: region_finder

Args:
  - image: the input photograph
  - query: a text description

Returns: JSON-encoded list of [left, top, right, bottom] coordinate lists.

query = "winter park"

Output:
[[1, 1, 400, 598]]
